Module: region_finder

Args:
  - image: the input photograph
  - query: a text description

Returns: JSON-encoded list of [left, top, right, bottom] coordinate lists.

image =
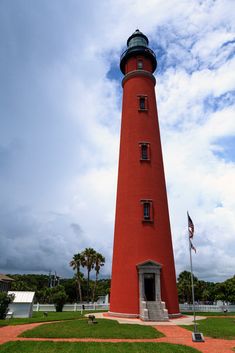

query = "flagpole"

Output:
[[188, 226, 197, 333], [187, 212, 204, 342]]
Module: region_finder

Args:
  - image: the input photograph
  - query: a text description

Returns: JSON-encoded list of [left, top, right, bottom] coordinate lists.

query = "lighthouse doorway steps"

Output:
[[145, 301, 169, 321]]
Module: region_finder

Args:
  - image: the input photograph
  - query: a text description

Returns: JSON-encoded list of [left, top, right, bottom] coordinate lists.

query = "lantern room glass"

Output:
[[128, 36, 148, 48]]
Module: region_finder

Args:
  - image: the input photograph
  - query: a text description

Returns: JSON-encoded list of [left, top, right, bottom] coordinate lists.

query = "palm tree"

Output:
[[81, 248, 96, 302], [69, 253, 83, 302], [177, 270, 198, 303], [92, 252, 105, 302]]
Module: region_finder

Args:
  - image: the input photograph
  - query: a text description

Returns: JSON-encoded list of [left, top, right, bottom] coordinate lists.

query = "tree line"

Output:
[[8, 247, 107, 304], [177, 271, 235, 304], [7, 269, 235, 305]]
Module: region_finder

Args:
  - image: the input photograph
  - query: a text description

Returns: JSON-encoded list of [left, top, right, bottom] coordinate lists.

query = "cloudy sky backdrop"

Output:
[[0, 0, 235, 282]]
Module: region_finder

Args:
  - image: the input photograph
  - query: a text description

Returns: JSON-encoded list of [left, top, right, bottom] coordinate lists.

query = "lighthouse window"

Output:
[[140, 97, 146, 110], [138, 95, 148, 111], [139, 142, 150, 161], [141, 200, 153, 222], [137, 60, 143, 69], [144, 203, 150, 219]]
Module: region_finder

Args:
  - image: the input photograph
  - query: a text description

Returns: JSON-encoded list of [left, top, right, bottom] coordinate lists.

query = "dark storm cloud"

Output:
[[0, 0, 117, 277], [0, 205, 86, 276], [71, 223, 83, 236]]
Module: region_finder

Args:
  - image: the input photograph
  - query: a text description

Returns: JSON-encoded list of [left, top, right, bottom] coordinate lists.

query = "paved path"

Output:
[[0, 323, 46, 345], [156, 325, 235, 353], [0, 321, 235, 353]]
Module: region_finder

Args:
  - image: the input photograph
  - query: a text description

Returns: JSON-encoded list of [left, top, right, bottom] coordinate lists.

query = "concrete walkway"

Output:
[[97, 312, 207, 325], [0, 317, 235, 353]]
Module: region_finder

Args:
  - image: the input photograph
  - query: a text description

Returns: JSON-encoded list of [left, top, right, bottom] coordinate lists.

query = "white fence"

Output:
[[180, 304, 235, 312], [33, 303, 235, 313], [33, 303, 110, 312]]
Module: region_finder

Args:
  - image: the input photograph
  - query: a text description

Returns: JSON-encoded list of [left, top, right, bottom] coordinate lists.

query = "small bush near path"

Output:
[[20, 318, 163, 339], [52, 287, 68, 312], [182, 317, 235, 339], [0, 341, 201, 353], [0, 293, 14, 320]]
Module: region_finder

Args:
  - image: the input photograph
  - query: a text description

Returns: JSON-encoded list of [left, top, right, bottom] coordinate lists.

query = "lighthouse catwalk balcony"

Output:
[[109, 30, 180, 321]]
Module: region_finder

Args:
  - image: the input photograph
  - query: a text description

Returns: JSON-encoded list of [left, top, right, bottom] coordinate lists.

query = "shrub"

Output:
[[0, 292, 15, 319], [52, 290, 68, 312]]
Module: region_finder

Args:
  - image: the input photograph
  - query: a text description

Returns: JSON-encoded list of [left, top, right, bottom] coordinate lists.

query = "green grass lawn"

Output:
[[182, 317, 235, 339], [0, 341, 201, 353], [0, 310, 108, 327], [20, 318, 163, 339], [182, 311, 235, 316], [0, 311, 84, 327]]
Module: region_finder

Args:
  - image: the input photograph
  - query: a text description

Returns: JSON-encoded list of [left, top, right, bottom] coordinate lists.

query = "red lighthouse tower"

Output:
[[109, 30, 180, 321]]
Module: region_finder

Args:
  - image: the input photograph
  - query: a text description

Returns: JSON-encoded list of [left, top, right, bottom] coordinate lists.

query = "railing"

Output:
[[120, 46, 156, 62], [180, 304, 235, 312], [33, 303, 110, 312]]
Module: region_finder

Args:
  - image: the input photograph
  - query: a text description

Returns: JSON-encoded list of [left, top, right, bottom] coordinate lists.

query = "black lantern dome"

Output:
[[120, 29, 157, 74]]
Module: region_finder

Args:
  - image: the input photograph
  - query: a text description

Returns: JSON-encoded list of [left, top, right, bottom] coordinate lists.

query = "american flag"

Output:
[[187, 212, 194, 239], [190, 239, 196, 253]]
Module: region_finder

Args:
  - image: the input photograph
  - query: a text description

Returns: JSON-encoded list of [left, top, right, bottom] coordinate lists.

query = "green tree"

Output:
[[201, 281, 216, 303], [215, 276, 235, 304], [60, 278, 78, 303], [177, 271, 223, 304], [92, 252, 105, 302], [36, 287, 54, 304], [0, 292, 15, 319], [194, 280, 207, 302], [177, 271, 198, 303], [226, 276, 235, 303], [11, 280, 34, 291], [70, 253, 83, 302], [81, 248, 96, 302], [52, 286, 68, 312], [95, 279, 111, 297], [201, 288, 210, 302], [10, 274, 48, 292]]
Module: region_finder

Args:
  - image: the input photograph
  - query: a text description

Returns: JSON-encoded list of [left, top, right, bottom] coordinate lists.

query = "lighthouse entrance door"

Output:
[[144, 273, 155, 301], [137, 260, 169, 321]]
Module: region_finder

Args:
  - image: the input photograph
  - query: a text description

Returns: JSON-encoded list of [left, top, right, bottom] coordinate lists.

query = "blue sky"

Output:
[[0, 0, 235, 282]]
